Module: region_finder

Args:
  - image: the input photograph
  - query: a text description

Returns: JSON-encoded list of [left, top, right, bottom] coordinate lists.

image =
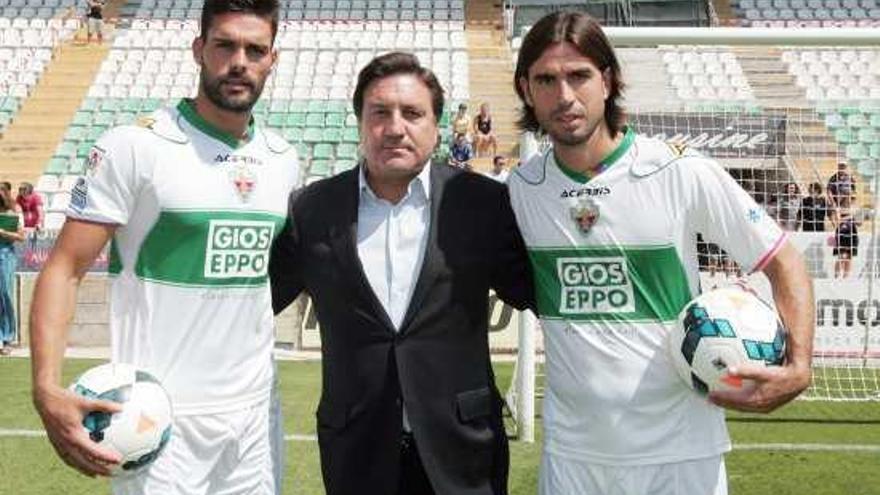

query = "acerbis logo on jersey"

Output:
[[556, 256, 635, 314], [204, 220, 275, 278]]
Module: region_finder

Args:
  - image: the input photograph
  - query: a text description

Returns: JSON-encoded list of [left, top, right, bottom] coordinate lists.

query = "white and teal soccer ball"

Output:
[[667, 286, 786, 395], [70, 363, 173, 476]]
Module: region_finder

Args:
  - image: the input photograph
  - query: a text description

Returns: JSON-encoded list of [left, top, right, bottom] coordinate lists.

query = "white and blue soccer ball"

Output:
[[70, 363, 173, 476], [667, 286, 786, 395]]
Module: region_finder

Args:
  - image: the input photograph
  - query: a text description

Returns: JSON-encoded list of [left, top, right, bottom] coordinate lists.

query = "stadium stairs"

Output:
[[0, 5, 124, 186], [465, 0, 519, 171], [733, 47, 855, 202]]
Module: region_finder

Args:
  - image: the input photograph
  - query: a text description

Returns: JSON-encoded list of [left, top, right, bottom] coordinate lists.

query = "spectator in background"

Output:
[[448, 132, 473, 170], [16, 182, 42, 231], [798, 182, 829, 232], [451, 102, 470, 140], [86, 0, 105, 44], [485, 155, 509, 183], [0, 183, 24, 355], [832, 194, 860, 279], [827, 161, 856, 207], [776, 182, 800, 231], [472, 102, 498, 157]]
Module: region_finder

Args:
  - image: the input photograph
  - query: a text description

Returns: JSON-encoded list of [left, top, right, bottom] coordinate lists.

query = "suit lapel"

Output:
[[398, 163, 446, 332], [332, 165, 396, 332]]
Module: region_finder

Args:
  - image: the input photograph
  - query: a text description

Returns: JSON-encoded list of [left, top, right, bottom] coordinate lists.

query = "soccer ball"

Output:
[[667, 286, 786, 395], [69, 363, 173, 476]]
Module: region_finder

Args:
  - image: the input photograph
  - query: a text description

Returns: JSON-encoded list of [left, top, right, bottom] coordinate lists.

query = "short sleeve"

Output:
[[67, 127, 142, 225], [690, 158, 786, 273]]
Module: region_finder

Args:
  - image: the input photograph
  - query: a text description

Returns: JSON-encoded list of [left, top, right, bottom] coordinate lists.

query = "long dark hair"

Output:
[[514, 12, 626, 136]]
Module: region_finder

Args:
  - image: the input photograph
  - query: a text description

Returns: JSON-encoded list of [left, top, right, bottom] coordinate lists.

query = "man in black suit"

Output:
[[269, 52, 534, 495]]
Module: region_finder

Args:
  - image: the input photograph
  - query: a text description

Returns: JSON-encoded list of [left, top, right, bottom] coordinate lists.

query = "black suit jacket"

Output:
[[270, 162, 534, 495]]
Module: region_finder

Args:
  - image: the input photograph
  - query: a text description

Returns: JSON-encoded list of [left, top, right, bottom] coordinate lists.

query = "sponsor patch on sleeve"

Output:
[[70, 177, 88, 213]]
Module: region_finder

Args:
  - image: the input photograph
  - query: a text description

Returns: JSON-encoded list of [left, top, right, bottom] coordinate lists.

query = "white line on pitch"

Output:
[[734, 443, 880, 453], [2, 430, 878, 451]]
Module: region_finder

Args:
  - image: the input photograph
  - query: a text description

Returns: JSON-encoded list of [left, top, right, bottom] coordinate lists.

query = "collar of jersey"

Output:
[[177, 99, 256, 149], [554, 126, 634, 184]]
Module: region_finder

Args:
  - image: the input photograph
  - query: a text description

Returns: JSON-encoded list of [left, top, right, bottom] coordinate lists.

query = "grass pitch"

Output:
[[0, 358, 878, 494]]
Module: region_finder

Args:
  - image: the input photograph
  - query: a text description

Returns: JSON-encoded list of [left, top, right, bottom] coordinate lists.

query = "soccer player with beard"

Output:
[[30, 0, 298, 493], [507, 12, 815, 495]]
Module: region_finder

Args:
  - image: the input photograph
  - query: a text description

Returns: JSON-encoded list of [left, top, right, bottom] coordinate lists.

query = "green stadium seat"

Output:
[[846, 143, 868, 160], [286, 112, 306, 128], [81, 98, 99, 112], [116, 112, 136, 125], [0, 111, 11, 127], [68, 158, 86, 175], [269, 100, 289, 113], [309, 159, 333, 177], [870, 113, 880, 129], [312, 143, 334, 160], [95, 112, 115, 127], [342, 127, 359, 143], [76, 142, 93, 159], [303, 127, 322, 143], [56, 140, 77, 157], [336, 143, 358, 160], [307, 101, 327, 113], [67, 126, 87, 142], [325, 101, 347, 114], [869, 144, 880, 159], [294, 142, 310, 158], [45, 157, 69, 175], [859, 128, 879, 144], [123, 98, 142, 112], [306, 113, 325, 127], [835, 128, 856, 144], [100, 99, 120, 112], [87, 126, 106, 141], [0, 98, 19, 112], [439, 111, 450, 127], [252, 99, 269, 114], [288, 101, 308, 113], [267, 113, 286, 128], [847, 113, 868, 128], [325, 113, 344, 128], [72, 111, 92, 127], [143, 98, 162, 112], [322, 128, 341, 142], [283, 127, 303, 143], [333, 160, 357, 174], [344, 113, 358, 128]]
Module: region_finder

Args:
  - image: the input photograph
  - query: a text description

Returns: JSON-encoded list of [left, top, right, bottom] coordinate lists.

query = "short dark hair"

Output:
[[809, 182, 822, 194], [514, 12, 626, 136], [200, 0, 279, 42], [352, 52, 444, 123], [493, 155, 505, 166]]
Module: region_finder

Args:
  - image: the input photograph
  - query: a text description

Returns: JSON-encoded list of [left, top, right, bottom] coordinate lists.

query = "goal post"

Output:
[[507, 28, 880, 442]]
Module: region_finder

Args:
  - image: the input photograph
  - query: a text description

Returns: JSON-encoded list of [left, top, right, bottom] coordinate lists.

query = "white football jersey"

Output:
[[508, 128, 785, 465], [68, 100, 300, 415]]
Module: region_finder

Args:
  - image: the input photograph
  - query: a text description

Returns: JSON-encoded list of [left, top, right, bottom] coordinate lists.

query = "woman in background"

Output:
[[0, 182, 24, 355]]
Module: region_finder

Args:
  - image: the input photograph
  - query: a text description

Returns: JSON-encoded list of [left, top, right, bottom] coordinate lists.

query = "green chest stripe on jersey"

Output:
[[134, 210, 285, 287], [528, 245, 692, 322]]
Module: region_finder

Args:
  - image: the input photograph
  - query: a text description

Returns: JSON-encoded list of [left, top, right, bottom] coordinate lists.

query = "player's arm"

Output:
[[490, 185, 536, 312], [710, 241, 814, 413], [269, 191, 305, 314], [31, 219, 123, 477]]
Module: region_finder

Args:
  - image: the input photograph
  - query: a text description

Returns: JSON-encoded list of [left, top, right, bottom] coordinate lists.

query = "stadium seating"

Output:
[[661, 48, 760, 111], [43, 9, 469, 185], [732, 0, 880, 26]]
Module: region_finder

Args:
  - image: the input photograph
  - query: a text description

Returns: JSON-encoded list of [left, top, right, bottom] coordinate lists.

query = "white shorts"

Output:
[[112, 392, 284, 495], [539, 452, 728, 495]]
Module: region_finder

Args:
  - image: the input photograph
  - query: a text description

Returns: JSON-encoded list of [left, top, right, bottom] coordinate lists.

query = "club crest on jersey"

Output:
[[229, 164, 256, 202], [86, 146, 105, 177], [569, 197, 600, 234]]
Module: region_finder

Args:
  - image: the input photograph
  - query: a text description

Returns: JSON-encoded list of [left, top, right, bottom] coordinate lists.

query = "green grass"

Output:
[[1, 358, 878, 494]]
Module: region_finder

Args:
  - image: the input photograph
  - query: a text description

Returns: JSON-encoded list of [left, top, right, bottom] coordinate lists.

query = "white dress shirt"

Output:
[[357, 163, 431, 330]]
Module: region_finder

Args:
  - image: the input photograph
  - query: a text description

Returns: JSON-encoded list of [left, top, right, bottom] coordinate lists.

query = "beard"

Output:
[[199, 70, 265, 113]]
